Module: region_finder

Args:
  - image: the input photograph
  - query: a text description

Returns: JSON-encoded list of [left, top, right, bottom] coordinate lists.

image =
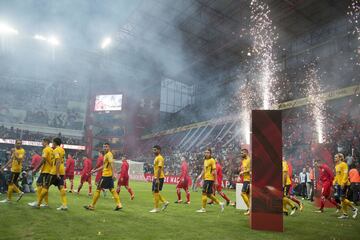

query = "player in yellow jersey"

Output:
[[84, 143, 122, 211], [239, 149, 251, 215], [282, 159, 298, 216], [0, 140, 25, 203], [28, 138, 52, 208], [334, 153, 358, 219], [32, 138, 68, 210], [149, 145, 169, 213], [196, 148, 224, 213]]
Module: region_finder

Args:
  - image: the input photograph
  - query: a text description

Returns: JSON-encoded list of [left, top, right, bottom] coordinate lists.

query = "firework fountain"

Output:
[[347, 0, 359, 66], [238, 83, 253, 145], [238, 0, 280, 144], [249, 0, 279, 109], [306, 62, 326, 144]]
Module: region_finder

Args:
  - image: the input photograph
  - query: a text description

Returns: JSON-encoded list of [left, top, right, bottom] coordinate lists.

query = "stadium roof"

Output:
[[0, 0, 351, 89], [108, 0, 350, 85]]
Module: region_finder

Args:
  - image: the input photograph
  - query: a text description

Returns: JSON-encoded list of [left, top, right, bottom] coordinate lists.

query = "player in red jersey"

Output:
[[94, 151, 106, 196], [116, 155, 134, 200], [208, 159, 233, 206], [30, 151, 42, 171], [76, 156, 92, 196], [64, 154, 75, 193], [95, 151, 104, 186], [174, 157, 191, 204], [314, 160, 341, 213]]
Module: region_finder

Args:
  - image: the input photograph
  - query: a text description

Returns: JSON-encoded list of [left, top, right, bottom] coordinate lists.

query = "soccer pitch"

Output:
[[0, 178, 359, 240]]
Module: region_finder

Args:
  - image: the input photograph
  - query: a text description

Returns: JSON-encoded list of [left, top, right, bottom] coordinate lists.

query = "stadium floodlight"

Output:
[[101, 37, 112, 49], [47, 36, 60, 46], [0, 22, 19, 35], [33, 34, 47, 41], [34, 34, 60, 46]]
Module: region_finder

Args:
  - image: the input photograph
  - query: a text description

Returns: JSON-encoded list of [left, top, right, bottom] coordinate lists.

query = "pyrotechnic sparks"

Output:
[[241, 112, 251, 145], [238, 83, 253, 145], [306, 62, 326, 144], [232, 71, 260, 145], [347, 0, 360, 65], [249, 0, 279, 109], [234, 0, 280, 143]]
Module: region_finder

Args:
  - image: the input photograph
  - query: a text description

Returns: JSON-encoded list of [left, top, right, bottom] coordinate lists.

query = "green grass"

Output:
[[0, 177, 359, 240]]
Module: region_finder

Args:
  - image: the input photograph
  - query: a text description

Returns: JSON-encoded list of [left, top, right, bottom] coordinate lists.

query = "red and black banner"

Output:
[[251, 110, 283, 232]]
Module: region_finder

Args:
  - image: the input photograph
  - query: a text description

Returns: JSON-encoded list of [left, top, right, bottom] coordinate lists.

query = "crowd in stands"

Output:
[[94, 128, 125, 138], [284, 97, 360, 172], [24, 109, 83, 129], [156, 43, 358, 133], [0, 78, 85, 130], [0, 125, 83, 145], [133, 95, 360, 191], [134, 121, 242, 188]]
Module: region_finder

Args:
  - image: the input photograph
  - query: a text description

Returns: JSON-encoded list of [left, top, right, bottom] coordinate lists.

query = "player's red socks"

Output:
[[176, 188, 181, 201], [127, 187, 134, 196], [320, 197, 340, 210], [89, 185, 92, 195], [186, 190, 190, 202], [320, 198, 325, 210], [329, 197, 340, 208], [70, 181, 74, 192], [219, 191, 230, 202], [290, 196, 301, 206], [77, 184, 83, 193]]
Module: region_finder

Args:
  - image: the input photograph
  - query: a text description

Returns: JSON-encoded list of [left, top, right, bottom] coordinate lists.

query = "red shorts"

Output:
[[95, 172, 102, 184], [117, 176, 129, 186], [176, 176, 191, 189], [210, 182, 223, 192], [80, 174, 91, 184], [215, 184, 223, 192], [65, 174, 74, 180], [321, 181, 332, 198], [177, 180, 189, 189]]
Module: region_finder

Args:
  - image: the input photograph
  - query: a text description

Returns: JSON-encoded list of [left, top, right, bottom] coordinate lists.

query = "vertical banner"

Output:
[[251, 110, 283, 232]]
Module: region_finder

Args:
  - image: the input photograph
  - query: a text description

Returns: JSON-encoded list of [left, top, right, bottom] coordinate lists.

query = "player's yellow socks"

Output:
[[60, 188, 67, 207], [7, 184, 13, 200], [159, 194, 166, 203], [91, 190, 101, 207], [154, 192, 160, 209], [241, 193, 249, 208], [343, 198, 355, 209], [208, 194, 220, 204], [36, 186, 42, 203], [283, 197, 291, 211], [110, 189, 121, 206], [284, 197, 295, 209], [38, 188, 48, 206], [45, 192, 49, 205], [282, 198, 287, 212], [12, 184, 21, 194], [341, 199, 349, 214], [201, 194, 207, 209]]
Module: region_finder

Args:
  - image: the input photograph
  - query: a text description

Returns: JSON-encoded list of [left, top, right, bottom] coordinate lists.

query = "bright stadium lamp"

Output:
[[101, 37, 112, 49], [34, 34, 60, 46], [47, 36, 60, 46], [33, 34, 47, 41], [0, 22, 19, 35]]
